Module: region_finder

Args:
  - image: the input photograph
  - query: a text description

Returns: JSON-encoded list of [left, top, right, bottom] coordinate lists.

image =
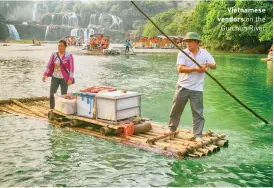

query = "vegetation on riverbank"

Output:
[[142, 0, 273, 53]]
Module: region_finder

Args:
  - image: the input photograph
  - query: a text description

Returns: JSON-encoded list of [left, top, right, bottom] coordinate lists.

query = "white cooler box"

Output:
[[95, 90, 141, 122], [54, 94, 76, 114], [76, 93, 96, 118]]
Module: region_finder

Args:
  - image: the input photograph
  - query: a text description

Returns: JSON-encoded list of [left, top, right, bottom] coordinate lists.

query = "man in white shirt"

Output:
[[168, 32, 216, 139]]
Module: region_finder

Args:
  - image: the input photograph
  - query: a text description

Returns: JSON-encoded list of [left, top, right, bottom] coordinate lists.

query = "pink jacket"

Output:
[[43, 52, 74, 81]]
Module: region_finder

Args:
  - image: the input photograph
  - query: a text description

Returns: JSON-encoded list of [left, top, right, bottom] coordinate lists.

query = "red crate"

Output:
[[120, 122, 134, 137]]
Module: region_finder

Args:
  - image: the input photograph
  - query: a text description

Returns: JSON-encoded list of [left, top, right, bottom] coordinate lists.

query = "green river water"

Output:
[[0, 44, 272, 187]]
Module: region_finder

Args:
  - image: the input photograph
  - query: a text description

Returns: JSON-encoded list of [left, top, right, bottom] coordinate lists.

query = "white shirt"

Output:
[[176, 48, 215, 91]]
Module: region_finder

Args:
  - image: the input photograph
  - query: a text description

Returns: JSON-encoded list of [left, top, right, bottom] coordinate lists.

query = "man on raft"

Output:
[[167, 32, 216, 141]]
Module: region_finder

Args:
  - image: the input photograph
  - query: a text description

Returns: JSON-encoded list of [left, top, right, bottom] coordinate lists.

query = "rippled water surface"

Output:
[[0, 44, 272, 187]]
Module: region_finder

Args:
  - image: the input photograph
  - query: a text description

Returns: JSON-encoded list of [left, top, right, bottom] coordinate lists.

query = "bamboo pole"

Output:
[[70, 119, 85, 126], [205, 145, 220, 152], [0, 96, 49, 105], [192, 151, 206, 157], [197, 148, 212, 156], [216, 139, 229, 147], [0, 106, 28, 116], [175, 132, 196, 141], [130, 1, 269, 125], [4, 104, 36, 117], [11, 99, 46, 118], [134, 122, 152, 134], [100, 127, 111, 135], [146, 131, 179, 145]]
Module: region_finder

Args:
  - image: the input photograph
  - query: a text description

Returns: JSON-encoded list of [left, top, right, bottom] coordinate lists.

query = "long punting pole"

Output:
[[131, 1, 269, 125]]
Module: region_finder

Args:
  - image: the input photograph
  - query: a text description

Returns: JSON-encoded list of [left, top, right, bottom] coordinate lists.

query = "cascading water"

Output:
[[68, 13, 78, 27], [70, 28, 79, 37], [32, 3, 37, 21], [51, 15, 54, 25], [62, 15, 69, 26], [84, 29, 88, 44], [7, 25, 20, 40], [98, 13, 104, 26], [45, 26, 50, 41], [45, 25, 57, 41], [110, 15, 122, 30], [89, 14, 97, 26]]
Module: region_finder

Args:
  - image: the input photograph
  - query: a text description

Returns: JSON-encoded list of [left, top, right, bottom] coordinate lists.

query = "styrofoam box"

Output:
[[96, 91, 141, 121], [76, 93, 96, 118], [54, 94, 76, 114]]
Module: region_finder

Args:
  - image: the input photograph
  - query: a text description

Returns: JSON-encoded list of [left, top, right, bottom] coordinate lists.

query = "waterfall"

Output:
[[84, 29, 88, 44], [45, 26, 50, 41], [51, 15, 54, 25], [89, 14, 97, 26], [45, 25, 56, 41], [32, 3, 37, 21], [83, 29, 95, 44], [110, 15, 122, 30], [62, 15, 69, 26], [98, 13, 104, 25], [68, 13, 78, 27], [7, 25, 20, 40], [70, 28, 79, 37]]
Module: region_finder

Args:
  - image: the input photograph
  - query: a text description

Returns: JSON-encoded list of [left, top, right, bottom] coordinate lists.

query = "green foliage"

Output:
[[142, 0, 273, 52], [259, 20, 273, 42]]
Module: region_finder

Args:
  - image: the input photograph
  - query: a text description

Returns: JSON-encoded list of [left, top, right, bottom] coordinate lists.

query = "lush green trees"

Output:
[[142, 0, 273, 52]]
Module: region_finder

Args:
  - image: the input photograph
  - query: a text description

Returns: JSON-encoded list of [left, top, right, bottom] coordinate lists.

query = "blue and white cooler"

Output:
[[76, 93, 96, 118]]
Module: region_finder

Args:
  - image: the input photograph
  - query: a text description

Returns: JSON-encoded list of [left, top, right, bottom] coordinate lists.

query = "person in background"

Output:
[[42, 40, 75, 111], [125, 40, 130, 53]]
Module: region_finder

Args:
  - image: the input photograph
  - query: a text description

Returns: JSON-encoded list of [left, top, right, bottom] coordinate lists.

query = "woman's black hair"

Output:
[[58, 39, 67, 47]]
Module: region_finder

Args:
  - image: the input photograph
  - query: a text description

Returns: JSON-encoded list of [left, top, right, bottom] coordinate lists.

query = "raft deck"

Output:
[[0, 97, 228, 159]]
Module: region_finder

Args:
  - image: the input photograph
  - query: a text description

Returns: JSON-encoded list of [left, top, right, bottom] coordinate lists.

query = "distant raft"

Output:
[[0, 97, 228, 159]]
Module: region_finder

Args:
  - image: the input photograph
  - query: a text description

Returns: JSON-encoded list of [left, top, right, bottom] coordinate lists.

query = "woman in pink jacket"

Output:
[[42, 40, 75, 110]]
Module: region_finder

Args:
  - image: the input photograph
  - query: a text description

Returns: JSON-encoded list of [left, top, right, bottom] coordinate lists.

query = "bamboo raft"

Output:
[[0, 97, 228, 159]]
